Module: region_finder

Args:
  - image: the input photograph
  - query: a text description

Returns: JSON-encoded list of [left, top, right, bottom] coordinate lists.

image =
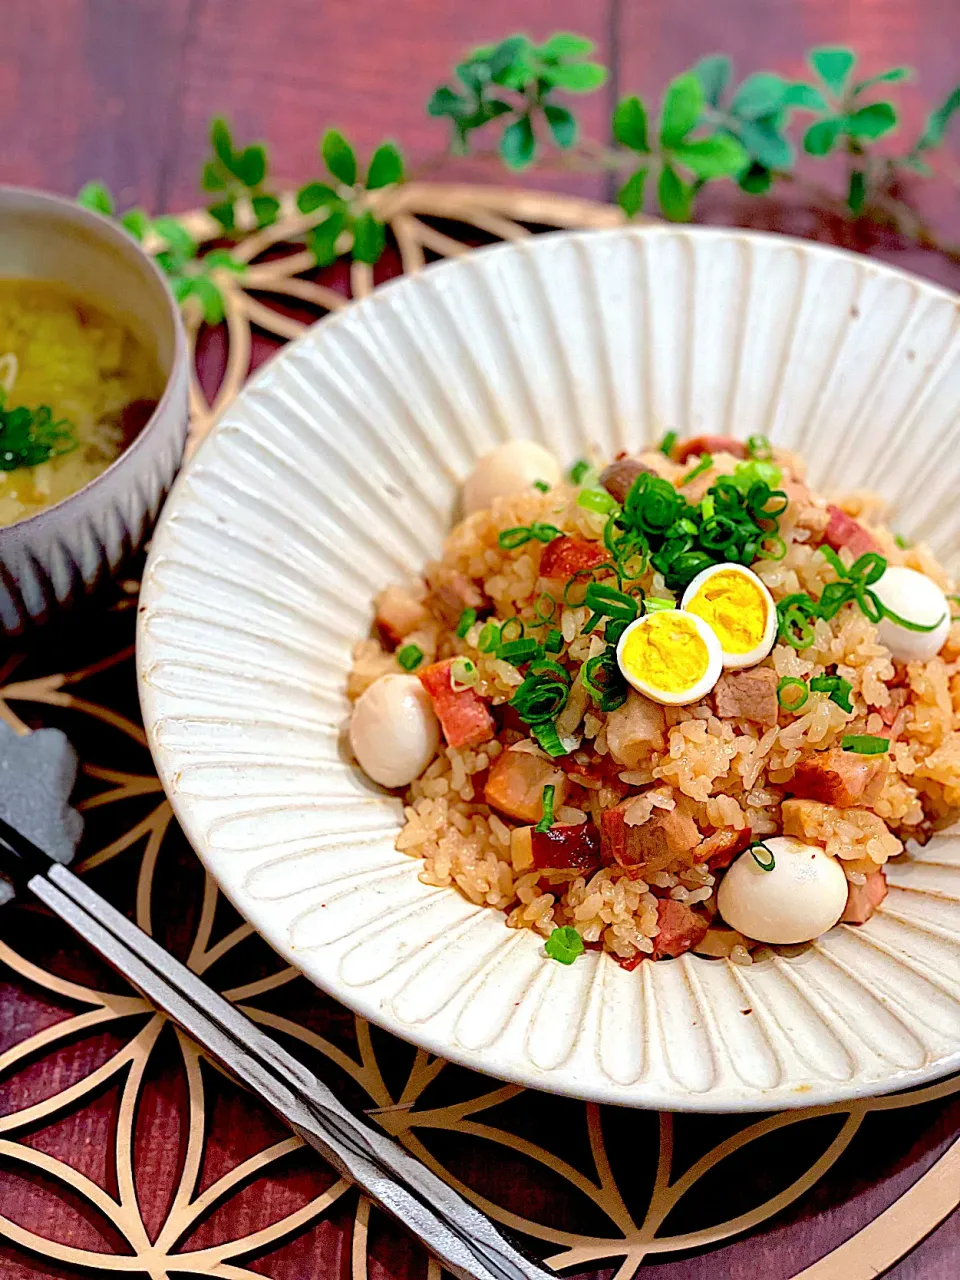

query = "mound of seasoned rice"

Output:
[[347, 436, 960, 967]]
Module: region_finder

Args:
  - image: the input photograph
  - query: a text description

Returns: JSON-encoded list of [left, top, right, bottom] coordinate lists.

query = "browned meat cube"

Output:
[[418, 659, 495, 749], [531, 822, 602, 873], [789, 749, 888, 808], [484, 748, 567, 822], [673, 435, 747, 464], [713, 667, 779, 727], [652, 899, 710, 959], [598, 456, 658, 504], [824, 505, 880, 559], [375, 583, 430, 647], [539, 536, 607, 579], [600, 800, 700, 876], [695, 826, 753, 871], [841, 869, 888, 924]]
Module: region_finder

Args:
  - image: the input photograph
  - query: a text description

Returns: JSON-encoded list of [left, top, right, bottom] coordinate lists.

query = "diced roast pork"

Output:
[[695, 826, 753, 870], [539, 536, 607, 579], [824, 505, 880, 559], [510, 821, 602, 874], [600, 800, 700, 875], [789, 749, 888, 808], [599, 456, 659, 504], [673, 435, 748, 464], [418, 659, 495, 749], [652, 899, 710, 959], [841, 868, 888, 923], [484, 747, 568, 823], [428, 571, 485, 627], [713, 667, 779, 726]]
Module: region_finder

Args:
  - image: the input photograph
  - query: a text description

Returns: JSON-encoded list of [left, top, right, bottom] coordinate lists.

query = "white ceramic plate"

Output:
[[139, 227, 960, 1111]]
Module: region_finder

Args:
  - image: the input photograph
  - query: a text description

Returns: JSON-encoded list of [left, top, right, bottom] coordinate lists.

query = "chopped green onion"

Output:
[[777, 677, 809, 711], [450, 656, 478, 690], [700, 494, 716, 521], [577, 488, 619, 515], [680, 454, 712, 486], [842, 734, 889, 755], [478, 622, 501, 653], [545, 628, 564, 653], [535, 784, 556, 834], [746, 434, 773, 460], [583, 582, 640, 623], [777, 594, 819, 650], [533, 480, 550, 493], [810, 674, 854, 712], [658, 431, 678, 457], [749, 841, 776, 872], [529, 592, 557, 627], [894, 533, 911, 549], [644, 597, 676, 613], [456, 608, 477, 639], [499, 617, 524, 644], [570, 458, 591, 484], [582, 649, 629, 712], [563, 569, 595, 607], [545, 924, 585, 964], [498, 523, 562, 549], [498, 638, 544, 666], [531, 720, 570, 757], [875, 601, 946, 633], [732, 459, 783, 493], [397, 644, 424, 671], [758, 533, 787, 561]]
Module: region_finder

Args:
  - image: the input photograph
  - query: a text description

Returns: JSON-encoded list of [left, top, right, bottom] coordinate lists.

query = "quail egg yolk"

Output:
[[684, 568, 768, 657], [619, 611, 710, 695]]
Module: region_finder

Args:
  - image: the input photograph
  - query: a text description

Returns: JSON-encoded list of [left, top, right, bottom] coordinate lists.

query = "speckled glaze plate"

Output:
[[138, 227, 960, 1111]]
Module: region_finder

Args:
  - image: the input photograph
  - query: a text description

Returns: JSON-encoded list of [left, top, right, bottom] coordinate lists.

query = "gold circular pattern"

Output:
[[0, 187, 957, 1278]]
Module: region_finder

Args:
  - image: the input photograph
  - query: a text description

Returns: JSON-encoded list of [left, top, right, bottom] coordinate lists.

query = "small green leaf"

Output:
[[804, 118, 843, 155], [847, 169, 867, 214], [546, 61, 607, 92], [322, 129, 358, 186], [366, 142, 404, 189], [853, 67, 910, 95], [427, 85, 467, 118], [781, 82, 828, 111], [809, 47, 856, 95], [120, 208, 150, 241], [306, 208, 348, 266], [657, 163, 694, 221], [201, 161, 227, 193], [487, 35, 531, 84], [846, 101, 897, 139], [76, 180, 114, 215], [252, 193, 280, 228], [616, 167, 648, 217], [352, 210, 386, 264], [235, 144, 266, 188], [207, 200, 236, 233], [730, 72, 787, 121], [152, 215, 197, 260], [203, 248, 246, 273], [738, 162, 773, 194], [737, 118, 793, 169], [187, 276, 225, 326], [672, 134, 749, 178], [612, 95, 649, 152], [916, 84, 960, 150], [540, 32, 594, 59], [693, 54, 731, 107], [544, 103, 577, 149], [500, 115, 536, 169], [296, 182, 341, 214], [659, 72, 704, 148], [210, 117, 234, 167]]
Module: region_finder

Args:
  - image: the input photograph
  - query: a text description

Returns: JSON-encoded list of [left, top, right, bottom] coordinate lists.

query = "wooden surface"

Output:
[[1, 3, 960, 1279]]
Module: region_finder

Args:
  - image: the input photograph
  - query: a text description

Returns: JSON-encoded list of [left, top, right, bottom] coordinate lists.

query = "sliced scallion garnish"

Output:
[[570, 458, 591, 484], [842, 734, 889, 755], [535, 784, 556, 834], [679, 453, 712, 486], [777, 676, 809, 711], [450, 656, 478, 690], [397, 644, 424, 671], [749, 840, 776, 872], [810, 673, 854, 712], [658, 431, 677, 457], [456, 608, 477, 638], [545, 925, 585, 964]]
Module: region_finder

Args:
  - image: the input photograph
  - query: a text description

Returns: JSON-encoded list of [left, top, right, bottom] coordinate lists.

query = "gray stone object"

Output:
[[0, 720, 83, 904]]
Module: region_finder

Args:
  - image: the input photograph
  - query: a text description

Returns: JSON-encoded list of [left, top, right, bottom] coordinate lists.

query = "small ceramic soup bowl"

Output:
[[0, 186, 189, 633]]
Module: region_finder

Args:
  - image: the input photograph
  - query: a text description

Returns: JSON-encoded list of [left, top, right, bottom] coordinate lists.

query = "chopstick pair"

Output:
[[0, 816, 552, 1280]]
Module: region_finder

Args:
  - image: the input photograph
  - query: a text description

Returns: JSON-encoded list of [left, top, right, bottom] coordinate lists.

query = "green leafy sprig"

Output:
[[76, 182, 245, 324], [428, 32, 607, 169], [0, 390, 77, 471], [295, 130, 404, 266], [202, 116, 280, 233]]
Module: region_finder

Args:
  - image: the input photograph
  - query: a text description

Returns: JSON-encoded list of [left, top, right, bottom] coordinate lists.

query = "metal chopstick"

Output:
[[0, 818, 552, 1280]]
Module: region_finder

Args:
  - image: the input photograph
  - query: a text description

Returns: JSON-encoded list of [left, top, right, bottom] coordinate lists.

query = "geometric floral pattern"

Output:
[[0, 184, 958, 1278]]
